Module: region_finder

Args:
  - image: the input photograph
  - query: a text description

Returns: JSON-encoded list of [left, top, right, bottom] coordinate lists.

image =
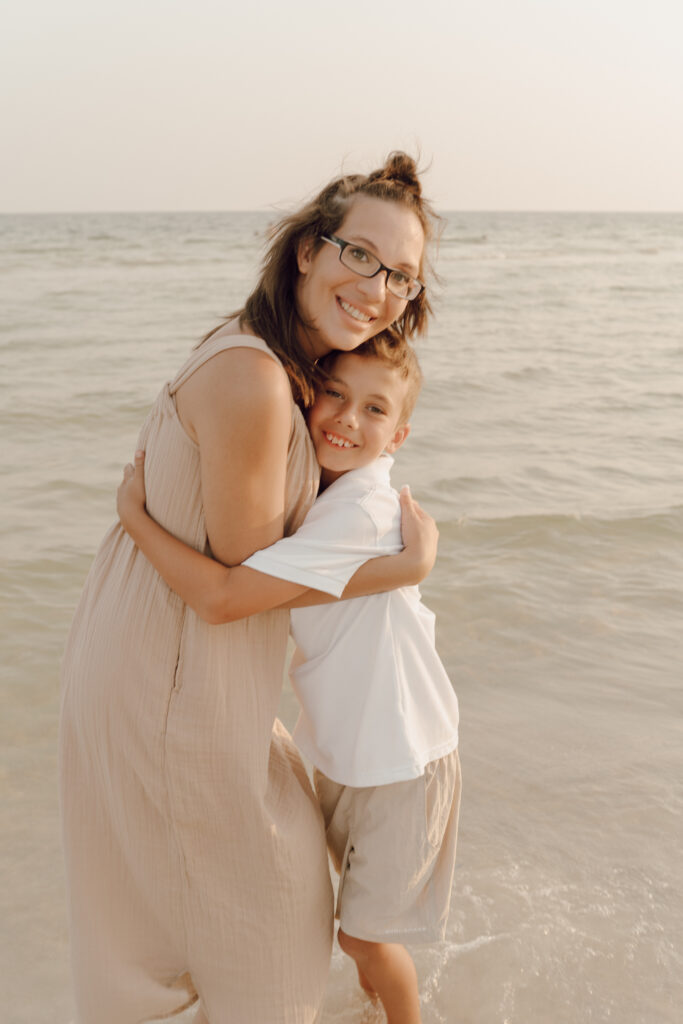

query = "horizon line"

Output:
[[1, 207, 681, 217]]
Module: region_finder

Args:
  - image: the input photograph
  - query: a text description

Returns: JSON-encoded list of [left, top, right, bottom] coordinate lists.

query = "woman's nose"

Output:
[[356, 269, 387, 302]]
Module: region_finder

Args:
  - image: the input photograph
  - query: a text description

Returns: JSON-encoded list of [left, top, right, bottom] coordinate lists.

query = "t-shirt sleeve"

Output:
[[242, 497, 391, 597]]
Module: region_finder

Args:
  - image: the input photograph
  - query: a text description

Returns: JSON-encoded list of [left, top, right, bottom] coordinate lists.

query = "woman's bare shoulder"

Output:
[[199, 343, 288, 397], [177, 338, 291, 442]]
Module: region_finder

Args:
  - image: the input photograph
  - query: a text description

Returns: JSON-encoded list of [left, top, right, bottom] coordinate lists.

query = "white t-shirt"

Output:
[[243, 454, 459, 787]]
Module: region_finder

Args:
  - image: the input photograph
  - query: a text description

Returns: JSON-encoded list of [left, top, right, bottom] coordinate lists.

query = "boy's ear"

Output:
[[297, 236, 316, 273], [385, 423, 410, 454]]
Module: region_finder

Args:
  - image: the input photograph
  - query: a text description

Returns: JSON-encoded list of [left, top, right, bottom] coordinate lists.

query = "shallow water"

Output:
[[1, 210, 682, 1023]]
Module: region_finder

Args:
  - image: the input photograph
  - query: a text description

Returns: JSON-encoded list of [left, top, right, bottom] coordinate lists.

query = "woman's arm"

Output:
[[174, 345, 294, 566], [118, 452, 310, 624]]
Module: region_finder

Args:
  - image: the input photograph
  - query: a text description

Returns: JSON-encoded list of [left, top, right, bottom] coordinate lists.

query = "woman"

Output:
[[60, 152, 438, 1023]]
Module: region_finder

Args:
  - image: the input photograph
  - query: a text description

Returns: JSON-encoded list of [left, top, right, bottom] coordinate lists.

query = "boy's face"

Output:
[[307, 352, 411, 487]]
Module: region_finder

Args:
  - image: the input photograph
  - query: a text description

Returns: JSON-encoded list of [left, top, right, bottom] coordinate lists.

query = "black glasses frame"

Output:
[[321, 234, 424, 301]]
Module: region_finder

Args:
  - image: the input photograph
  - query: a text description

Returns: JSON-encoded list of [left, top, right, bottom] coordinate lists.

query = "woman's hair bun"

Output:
[[368, 151, 422, 198]]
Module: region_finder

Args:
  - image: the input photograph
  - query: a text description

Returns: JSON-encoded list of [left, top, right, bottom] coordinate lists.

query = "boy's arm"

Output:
[[117, 453, 308, 624]]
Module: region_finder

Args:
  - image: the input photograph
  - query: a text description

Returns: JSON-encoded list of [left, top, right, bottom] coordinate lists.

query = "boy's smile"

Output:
[[307, 352, 411, 488], [322, 430, 357, 450]]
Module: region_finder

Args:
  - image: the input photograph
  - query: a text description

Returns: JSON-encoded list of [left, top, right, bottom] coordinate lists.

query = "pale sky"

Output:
[[2, 0, 682, 212]]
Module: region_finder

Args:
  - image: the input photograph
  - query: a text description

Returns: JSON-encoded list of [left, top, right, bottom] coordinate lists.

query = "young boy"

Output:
[[117, 336, 460, 1024]]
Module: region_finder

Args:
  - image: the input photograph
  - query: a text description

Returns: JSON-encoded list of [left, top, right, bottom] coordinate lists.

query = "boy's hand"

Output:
[[117, 450, 147, 532], [398, 485, 439, 581]]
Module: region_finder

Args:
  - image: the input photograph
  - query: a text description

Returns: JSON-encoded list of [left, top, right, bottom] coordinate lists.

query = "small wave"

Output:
[[609, 284, 664, 294], [501, 366, 554, 381], [112, 256, 228, 268], [439, 507, 683, 546], [441, 234, 489, 245], [641, 390, 683, 401], [430, 473, 509, 493], [445, 932, 511, 955], [9, 245, 71, 255]]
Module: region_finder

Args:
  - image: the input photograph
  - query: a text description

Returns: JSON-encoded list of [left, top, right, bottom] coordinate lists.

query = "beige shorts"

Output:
[[314, 749, 461, 944]]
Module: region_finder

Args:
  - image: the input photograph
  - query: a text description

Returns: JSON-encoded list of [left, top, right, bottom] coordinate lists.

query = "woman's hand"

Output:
[[398, 485, 439, 581], [117, 450, 147, 534], [286, 484, 439, 609]]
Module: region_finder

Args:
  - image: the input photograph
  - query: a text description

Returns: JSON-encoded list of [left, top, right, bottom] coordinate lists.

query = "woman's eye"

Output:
[[348, 247, 370, 263], [391, 271, 410, 286], [325, 388, 343, 399]]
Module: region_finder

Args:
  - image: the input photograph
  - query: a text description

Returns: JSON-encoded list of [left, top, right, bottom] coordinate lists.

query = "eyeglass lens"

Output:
[[338, 244, 419, 300]]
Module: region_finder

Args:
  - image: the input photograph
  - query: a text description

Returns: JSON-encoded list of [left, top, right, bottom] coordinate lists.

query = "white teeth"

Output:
[[339, 299, 372, 322], [325, 432, 354, 448]]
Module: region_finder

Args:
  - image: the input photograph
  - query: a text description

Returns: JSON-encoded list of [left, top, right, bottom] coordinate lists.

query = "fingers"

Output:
[[400, 485, 432, 524], [411, 499, 426, 520], [121, 450, 145, 482], [400, 489, 423, 523], [399, 484, 416, 510]]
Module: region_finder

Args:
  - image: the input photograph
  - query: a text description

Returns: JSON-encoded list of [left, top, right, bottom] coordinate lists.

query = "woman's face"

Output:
[[295, 195, 424, 360]]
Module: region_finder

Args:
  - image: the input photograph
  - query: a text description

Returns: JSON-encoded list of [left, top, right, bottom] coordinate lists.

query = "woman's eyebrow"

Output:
[[347, 235, 419, 275]]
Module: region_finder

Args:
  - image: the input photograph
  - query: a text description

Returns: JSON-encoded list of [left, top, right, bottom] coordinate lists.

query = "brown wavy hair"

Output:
[[203, 152, 439, 408]]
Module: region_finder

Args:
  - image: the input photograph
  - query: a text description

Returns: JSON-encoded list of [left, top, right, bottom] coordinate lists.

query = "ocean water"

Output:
[[1, 210, 681, 1023]]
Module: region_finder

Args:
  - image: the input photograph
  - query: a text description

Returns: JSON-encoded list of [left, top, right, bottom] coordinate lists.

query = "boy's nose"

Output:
[[337, 405, 358, 429]]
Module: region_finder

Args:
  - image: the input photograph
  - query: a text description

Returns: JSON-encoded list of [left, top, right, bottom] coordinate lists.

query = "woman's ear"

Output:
[[385, 423, 410, 454], [297, 236, 316, 274]]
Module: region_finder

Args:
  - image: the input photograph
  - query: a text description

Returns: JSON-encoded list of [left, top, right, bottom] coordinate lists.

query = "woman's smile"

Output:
[[337, 297, 375, 324]]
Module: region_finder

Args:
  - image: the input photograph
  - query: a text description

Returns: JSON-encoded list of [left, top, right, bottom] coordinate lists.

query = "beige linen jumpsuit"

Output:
[[60, 333, 334, 1023]]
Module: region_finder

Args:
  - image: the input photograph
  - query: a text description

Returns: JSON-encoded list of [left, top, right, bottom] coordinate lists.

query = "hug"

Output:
[[61, 152, 460, 1024]]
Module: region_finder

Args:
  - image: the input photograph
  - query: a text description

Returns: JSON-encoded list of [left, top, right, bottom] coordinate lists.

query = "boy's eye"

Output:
[[367, 404, 385, 415]]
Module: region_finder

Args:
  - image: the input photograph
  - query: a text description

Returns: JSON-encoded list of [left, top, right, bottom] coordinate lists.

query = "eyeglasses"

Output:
[[321, 234, 424, 301]]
